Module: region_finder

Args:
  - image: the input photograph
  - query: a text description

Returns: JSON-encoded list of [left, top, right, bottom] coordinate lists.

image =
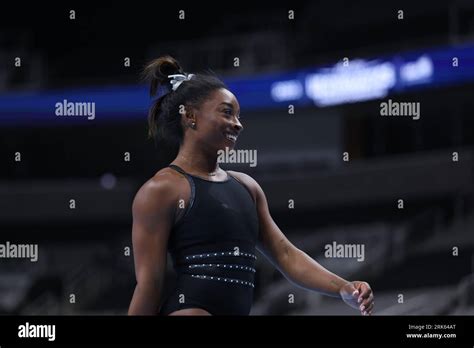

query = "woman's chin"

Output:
[[219, 141, 236, 151]]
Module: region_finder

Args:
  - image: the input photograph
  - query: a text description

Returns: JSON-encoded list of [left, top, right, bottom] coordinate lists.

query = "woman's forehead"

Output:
[[210, 88, 239, 107]]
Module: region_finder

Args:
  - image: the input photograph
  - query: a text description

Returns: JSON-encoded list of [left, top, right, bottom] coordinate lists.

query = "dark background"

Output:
[[0, 1, 473, 315]]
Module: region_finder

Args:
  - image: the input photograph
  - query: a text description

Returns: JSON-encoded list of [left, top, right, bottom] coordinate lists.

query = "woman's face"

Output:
[[189, 88, 243, 152]]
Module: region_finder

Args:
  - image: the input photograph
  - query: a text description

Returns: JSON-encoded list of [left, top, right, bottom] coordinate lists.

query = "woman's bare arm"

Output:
[[228, 171, 374, 314], [128, 175, 178, 315]]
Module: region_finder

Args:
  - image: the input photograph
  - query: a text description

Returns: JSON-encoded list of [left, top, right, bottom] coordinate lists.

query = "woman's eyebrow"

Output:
[[219, 102, 234, 108]]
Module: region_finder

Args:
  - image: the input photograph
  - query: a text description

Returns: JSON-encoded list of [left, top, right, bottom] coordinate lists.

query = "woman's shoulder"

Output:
[[227, 170, 254, 182], [133, 167, 188, 210], [227, 170, 261, 201]]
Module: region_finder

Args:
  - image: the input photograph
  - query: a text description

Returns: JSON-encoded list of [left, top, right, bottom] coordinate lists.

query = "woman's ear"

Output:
[[180, 105, 197, 129]]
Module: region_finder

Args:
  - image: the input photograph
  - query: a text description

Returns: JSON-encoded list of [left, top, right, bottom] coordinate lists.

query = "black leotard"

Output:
[[159, 164, 259, 315]]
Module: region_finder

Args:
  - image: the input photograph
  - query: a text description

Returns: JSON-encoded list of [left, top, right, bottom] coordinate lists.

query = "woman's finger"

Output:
[[360, 297, 374, 313], [364, 301, 374, 314], [361, 293, 374, 308], [358, 285, 372, 303]]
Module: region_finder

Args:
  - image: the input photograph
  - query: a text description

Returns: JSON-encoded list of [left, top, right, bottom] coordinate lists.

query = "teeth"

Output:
[[225, 134, 237, 142]]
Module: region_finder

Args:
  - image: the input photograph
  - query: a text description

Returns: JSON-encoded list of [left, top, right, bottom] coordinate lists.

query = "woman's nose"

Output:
[[233, 119, 243, 132]]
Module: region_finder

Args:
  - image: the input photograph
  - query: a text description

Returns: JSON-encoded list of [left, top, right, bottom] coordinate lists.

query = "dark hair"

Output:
[[142, 56, 227, 156]]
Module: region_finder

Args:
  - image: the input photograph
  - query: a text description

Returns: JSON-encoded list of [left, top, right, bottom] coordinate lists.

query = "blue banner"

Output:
[[1, 42, 473, 126]]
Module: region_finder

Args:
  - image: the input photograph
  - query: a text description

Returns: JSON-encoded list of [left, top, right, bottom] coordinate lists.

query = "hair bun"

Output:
[[157, 56, 183, 78], [142, 55, 184, 96]]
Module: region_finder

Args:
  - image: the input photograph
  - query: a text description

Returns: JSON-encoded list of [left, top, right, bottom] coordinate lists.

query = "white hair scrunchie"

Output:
[[168, 73, 195, 91]]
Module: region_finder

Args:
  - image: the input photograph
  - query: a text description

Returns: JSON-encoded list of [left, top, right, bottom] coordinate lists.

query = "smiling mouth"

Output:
[[224, 133, 238, 143]]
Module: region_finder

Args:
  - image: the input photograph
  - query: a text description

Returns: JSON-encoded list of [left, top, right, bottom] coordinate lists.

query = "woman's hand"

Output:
[[339, 281, 374, 315]]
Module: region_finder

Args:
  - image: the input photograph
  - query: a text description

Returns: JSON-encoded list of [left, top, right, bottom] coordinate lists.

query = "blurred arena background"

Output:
[[0, 1, 473, 315]]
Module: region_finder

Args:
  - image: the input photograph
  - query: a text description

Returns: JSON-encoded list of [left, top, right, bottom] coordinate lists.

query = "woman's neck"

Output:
[[173, 145, 221, 177]]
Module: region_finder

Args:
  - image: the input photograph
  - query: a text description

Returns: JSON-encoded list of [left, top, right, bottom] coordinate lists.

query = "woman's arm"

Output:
[[128, 177, 177, 315], [229, 171, 374, 315]]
